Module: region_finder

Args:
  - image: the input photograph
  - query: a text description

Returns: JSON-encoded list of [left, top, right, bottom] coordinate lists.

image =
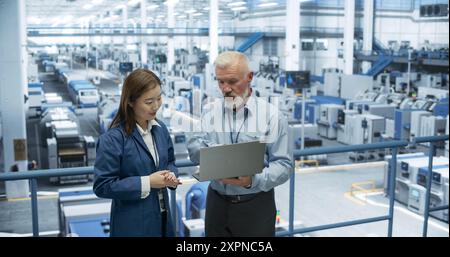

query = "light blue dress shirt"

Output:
[[187, 96, 293, 195]]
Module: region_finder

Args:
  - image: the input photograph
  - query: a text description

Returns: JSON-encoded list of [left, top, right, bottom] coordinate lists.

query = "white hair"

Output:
[[214, 51, 250, 73]]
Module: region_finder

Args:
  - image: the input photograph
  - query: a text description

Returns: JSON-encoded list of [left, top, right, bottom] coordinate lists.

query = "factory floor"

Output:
[[0, 65, 448, 237], [0, 163, 448, 237]]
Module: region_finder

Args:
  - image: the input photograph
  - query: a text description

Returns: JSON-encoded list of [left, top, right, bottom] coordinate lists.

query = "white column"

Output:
[[285, 0, 300, 71], [343, 0, 355, 75], [141, 0, 148, 66], [167, 1, 175, 73], [209, 0, 219, 65], [110, 20, 114, 52], [95, 47, 99, 70], [188, 14, 193, 58], [86, 30, 90, 73], [122, 4, 128, 46], [362, 0, 374, 73], [99, 14, 104, 49], [0, 0, 30, 198]]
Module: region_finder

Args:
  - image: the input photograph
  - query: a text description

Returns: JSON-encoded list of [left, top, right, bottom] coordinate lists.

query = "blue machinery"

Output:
[[0, 135, 448, 237], [185, 182, 209, 220]]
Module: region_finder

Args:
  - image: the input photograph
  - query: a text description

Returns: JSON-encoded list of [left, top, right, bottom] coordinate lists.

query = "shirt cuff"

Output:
[[141, 175, 151, 199], [247, 175, 259, 190]]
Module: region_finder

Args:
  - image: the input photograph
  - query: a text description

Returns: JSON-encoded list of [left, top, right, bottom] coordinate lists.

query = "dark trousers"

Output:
[[205, 185, 276, 237]]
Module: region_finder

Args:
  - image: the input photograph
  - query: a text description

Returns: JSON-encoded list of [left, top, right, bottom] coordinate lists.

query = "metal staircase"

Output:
[[236, 32, 265, 52]]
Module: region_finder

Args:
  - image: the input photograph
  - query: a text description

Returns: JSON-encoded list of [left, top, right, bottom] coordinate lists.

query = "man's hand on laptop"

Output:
[[220, 176, 252, 188]]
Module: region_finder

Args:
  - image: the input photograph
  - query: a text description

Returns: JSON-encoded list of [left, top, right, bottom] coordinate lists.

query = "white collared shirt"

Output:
[[137, 120, 161, 199]]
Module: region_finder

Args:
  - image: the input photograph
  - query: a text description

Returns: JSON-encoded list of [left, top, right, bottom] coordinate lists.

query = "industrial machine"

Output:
[[288, 122, 326, 164], [347, 114, 385, 161], [58, 187, 111, 237], [386, 155, 449, 206], [419, 115, 447, 146], [408, 184, 427, 214], [182, 182, 209, 237], [67, 80, 99, 108], [170, 131, 196, 175], [359, 103, 396, 120], [47, 134, 95, 184], [27, 82, 44, 110], [317, 104, 344, 139], [397, 156, 449, 183], [394, 109, 423, 140], [41, 106, 96, 184], [292, 98, 316, 123], [336, 109, 358, 144], [97, 92, 120, 134], [409, 111, 432, 140], [418, 87, 449, 100], [39, 107, 79, 144]]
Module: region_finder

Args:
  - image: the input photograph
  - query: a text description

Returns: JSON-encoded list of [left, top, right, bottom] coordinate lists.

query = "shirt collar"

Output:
[[223, 95, 256, 117], [244, 96, 256, 117], [136, 119, 161, 136]]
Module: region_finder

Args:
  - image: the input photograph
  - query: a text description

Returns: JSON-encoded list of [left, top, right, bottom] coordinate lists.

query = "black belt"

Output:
[[215, 190, 260, 204]]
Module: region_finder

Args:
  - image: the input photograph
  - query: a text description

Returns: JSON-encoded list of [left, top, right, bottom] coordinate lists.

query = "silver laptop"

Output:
[[192, 141, 266, 181]]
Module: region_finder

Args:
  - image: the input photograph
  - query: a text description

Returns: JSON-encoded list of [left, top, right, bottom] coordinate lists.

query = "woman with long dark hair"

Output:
[[93, 69, 181, 237]]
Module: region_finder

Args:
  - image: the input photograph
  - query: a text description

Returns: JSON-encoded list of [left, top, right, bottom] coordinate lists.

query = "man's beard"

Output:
[[224, 87, 250, 111]]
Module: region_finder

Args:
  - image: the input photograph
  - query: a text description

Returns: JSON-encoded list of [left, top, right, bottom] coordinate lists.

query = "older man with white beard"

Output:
[[187, 51, 293, 237]]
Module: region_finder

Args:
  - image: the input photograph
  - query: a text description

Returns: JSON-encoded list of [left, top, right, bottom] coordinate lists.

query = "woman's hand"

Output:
[[163, 171, 182, 188], [149, 170, 181, 188]]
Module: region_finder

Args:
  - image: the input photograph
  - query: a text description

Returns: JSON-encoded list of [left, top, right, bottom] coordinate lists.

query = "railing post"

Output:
[[423, 143, 435, 237], [30, 178, 39, 237], [387, 147, 398, 237], [288, 163, 295, 237], [170, 189, 177, 237]]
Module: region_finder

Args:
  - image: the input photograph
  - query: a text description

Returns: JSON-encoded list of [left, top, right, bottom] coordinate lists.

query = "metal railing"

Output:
[[0, 136, 448, 237]]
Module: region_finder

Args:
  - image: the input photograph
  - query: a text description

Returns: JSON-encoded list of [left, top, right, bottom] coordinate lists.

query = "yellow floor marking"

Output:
[[0, 195, 58, 202]]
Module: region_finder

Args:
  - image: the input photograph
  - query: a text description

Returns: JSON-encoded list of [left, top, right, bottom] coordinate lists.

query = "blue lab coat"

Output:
[[93, 120, 178, 237]]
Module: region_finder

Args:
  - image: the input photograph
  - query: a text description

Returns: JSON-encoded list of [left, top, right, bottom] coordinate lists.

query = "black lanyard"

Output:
[[226, 107, 249, 144]]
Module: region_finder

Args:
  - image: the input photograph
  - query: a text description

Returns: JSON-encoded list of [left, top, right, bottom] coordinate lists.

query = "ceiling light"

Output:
[[192, 12, 203, 16], [257, 2, 278, 8], [83, 4, 93, 10], [231, 6, 247, 11], [127, 0, 140, 7], [147, 4, 159, 10], [92, 0, 104, 5], [185, 9, 196, 14], [227, 1, 246, 7], [164, 0, 179, 5]]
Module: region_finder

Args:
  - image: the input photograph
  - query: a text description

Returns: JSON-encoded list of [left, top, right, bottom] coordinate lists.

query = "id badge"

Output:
[[158, 190, 166, 213]]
